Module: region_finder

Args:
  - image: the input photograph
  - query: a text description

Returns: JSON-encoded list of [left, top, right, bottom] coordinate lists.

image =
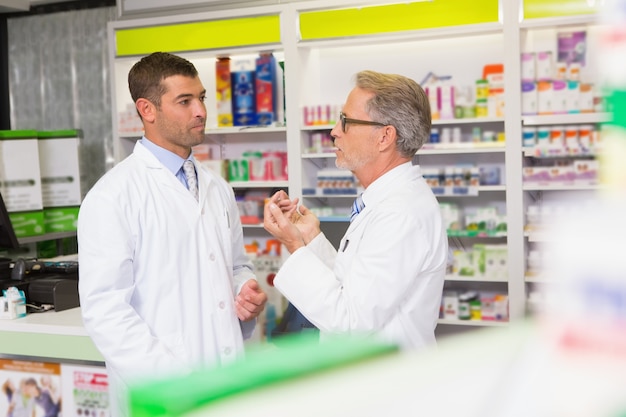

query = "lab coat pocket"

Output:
[[340, 225, 365, 254]]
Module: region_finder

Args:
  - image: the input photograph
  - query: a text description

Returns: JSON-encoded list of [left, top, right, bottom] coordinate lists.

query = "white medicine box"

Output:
[[37, 130, 82, 233], [0, 130, 45, 238]]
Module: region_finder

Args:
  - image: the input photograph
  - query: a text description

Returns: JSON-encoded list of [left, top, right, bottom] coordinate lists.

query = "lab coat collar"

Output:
[[361, 162, 418, 209], [132, 141, 210, 206]]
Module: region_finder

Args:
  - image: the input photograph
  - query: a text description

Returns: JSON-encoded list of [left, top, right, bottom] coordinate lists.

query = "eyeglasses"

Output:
[[339, 111, 386, 133]]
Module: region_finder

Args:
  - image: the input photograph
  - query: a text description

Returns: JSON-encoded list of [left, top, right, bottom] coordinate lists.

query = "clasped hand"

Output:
[[236, 279, 267, 322], [263, 190, 320, 253]]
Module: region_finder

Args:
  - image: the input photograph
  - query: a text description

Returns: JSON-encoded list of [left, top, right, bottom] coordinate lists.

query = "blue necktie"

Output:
[[350, 193, 365, 222]]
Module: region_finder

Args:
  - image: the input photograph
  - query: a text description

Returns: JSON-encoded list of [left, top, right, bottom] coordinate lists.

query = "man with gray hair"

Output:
[[264, 70, 447, 350]]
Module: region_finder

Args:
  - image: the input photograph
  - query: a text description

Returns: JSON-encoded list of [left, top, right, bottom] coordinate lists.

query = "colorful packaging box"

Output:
[[0, 130, 45, 238], [38, 130, 82, 233], [216, 57, 233, 127], [231, 60, 256, 126], [255, 53, 277, 126]]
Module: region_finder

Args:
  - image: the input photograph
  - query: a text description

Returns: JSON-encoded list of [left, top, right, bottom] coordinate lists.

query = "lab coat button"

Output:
[[224, 347, 232, 355], [209, 253, 215, 261], [218, 301, 225, 309]]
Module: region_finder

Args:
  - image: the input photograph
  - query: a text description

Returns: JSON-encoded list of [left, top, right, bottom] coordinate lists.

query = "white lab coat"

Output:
[[274, 162, 447, 350], [78, 141, 256, 417]]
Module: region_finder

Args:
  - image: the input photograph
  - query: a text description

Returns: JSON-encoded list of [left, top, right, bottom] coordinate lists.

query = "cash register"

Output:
[[0, 192, 79, 312]]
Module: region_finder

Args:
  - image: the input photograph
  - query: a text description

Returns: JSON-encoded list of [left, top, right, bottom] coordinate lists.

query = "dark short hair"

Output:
[[128, 52, 199, 109]]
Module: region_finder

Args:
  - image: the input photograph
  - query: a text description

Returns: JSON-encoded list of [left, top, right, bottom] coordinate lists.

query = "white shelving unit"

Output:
[[519, 13, 607, 321], [106, 0, 608, 330]]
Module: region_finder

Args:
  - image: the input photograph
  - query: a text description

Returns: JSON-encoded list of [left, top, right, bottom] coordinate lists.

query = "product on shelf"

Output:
[[255, 53, 278, 126], [423, 164, 499, 196], [232, 59, 256, 126], [117, 102, 143, 134], [228, 150, 288, 182], [236, 190, 267, 224], [523, 159, 599, 186], [306, 131, 334, 153], [450, 243, 508, 280], [216, 57, 233, 127], [302, 104, 340, 126], [315, 169, 359, 195], [524, 124, 601, 157], [441, 289, 508, 322], [519, 29, 608, 116], [440, 203, 506, 237]]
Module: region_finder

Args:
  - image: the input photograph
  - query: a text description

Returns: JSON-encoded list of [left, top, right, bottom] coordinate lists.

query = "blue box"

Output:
[[255, 53, 277, 126], [231, 69, 256, 126]]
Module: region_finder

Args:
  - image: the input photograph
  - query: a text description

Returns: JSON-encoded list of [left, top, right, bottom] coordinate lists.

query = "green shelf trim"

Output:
[[299, 0, 499, 41], [37, 130, 80, 138], [115, 15, 281, 57], [0, 331, 104, 362], [523, 0, 601, 19], [0, 130, 38, 139], [130, 334, 397, 417]]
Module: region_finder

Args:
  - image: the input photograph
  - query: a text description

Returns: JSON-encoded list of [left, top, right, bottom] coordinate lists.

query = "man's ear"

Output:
[[135, 98, 156, 123], [378, 124, 397, 152]]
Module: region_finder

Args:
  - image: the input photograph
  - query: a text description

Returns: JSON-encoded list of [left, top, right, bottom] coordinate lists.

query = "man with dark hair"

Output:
[[78, 52, 267, 417]]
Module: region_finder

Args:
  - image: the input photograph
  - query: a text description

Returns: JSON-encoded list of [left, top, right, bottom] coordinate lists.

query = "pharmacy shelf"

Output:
[[522, 183, 600, 191], [432, 117, 504, 126], [525, 274, 554, 283], [108, 0, 608, 332], [302, 152, 335, 159], [242, 223, 265, 229], [522, 112, 612, 126], [18, 231, 77, 245], [445, 275, 508, 283], [206, 126, 287, 135], [301, 124, 334, 131], [419, 145, 505, 155], [522, 148, 599, 158], [437, 318, 508, 327], [229, 180, 289, 189]]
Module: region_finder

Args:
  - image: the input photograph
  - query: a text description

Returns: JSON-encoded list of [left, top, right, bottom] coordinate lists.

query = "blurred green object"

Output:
[[129, 333, 397, 417]]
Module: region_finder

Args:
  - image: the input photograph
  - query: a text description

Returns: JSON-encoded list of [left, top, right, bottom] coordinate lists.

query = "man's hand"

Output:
[[264, 201, 306, 253], [290, 204, 320, 244], [235, 279, 267, 322]]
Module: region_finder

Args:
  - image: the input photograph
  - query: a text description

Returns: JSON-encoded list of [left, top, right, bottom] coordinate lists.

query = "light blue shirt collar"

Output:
[[140, 137, 193, 187]]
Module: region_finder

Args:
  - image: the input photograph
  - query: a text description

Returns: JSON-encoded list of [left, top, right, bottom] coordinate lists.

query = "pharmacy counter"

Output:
[[0, 307, 104, 364]]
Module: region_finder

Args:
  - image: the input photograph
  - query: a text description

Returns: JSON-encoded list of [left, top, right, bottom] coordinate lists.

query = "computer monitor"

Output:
[[0, 192, 19, 250]]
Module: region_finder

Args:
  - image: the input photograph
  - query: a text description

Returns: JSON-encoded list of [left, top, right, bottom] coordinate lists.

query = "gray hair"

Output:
[[355, 70, 431, 157]]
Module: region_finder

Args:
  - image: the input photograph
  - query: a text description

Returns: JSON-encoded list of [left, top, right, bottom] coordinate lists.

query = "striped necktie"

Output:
[[182, 160, 198, 201], [350, 193, 365, 222]]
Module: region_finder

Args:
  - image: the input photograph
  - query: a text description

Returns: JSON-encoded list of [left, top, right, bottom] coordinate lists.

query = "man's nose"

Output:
[[195, 101, 207, 118]]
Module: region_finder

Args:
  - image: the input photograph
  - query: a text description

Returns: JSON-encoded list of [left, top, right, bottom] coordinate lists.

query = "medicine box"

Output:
[[0, 130, 45, 237], [37, 130, 82, 233], [442, 291, 459, 319], [216, 57, 233, 127], [231, 60, 256, 126], [255, 53, 277, 126]]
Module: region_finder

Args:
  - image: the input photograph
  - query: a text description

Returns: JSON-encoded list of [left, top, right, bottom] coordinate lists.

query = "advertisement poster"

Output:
[[0, 358, 62, 417], [60, 364, 109, 417]]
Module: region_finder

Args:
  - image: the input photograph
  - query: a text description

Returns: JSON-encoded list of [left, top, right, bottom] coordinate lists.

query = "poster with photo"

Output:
[[0, 359, 62, 417], [60, 364, 109, 417]]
